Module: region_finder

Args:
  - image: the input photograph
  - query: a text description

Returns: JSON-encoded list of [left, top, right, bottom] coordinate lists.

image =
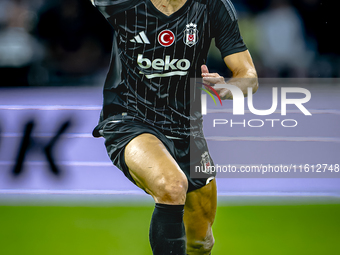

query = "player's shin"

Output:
[[149, 203, 186, 255]]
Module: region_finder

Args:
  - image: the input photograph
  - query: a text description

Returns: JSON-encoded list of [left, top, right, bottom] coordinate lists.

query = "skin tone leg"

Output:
[[125, 133, 217, 254], [184, 179, 217, 255], [125, 133, 188, 205]]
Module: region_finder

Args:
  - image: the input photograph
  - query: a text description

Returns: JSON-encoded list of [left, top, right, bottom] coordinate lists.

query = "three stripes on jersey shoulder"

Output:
[[221, 0, 238, 21], [130, 31, 150, 44]]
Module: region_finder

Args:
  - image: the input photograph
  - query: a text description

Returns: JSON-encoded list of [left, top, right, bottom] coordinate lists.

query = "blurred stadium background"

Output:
[[0, 0, 339, 254]]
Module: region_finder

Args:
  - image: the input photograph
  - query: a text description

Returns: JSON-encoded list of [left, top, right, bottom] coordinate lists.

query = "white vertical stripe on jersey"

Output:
[[143, 3, 148, 110], [134, 6, 139, 121], [151, 16, 159, 125], [143, 2, 148, 123], [180, 5, 190, 114], [124, 11, 128, 52], [123, 11, 130, 117], [189, 3, 205, 133], [188, 2, 199, 104], [132, 6, 137, 58]]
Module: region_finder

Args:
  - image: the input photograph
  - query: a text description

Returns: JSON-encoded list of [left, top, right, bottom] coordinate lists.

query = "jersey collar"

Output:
[[146, 0, 192, 22]]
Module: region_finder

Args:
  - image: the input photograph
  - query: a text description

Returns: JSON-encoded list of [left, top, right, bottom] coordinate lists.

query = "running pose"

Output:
[[90, 0, 258, 254]]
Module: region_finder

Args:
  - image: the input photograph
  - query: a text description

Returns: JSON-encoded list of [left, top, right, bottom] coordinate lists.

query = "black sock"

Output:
[[149, 203, 186, 255]]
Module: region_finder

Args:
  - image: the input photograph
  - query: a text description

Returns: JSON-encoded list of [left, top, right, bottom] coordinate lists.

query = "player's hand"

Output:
[[201, 65, 231, 100]]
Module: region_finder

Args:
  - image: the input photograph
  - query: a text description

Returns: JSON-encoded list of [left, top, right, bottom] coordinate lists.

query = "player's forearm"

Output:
[[221, 50, 259, 99], [228, 68, 258, 97]]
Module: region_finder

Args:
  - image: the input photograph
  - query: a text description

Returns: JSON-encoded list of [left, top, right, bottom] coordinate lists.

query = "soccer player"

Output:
[[90, 0, 258, 254]]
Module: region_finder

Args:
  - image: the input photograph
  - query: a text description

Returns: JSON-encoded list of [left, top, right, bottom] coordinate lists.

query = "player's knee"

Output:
[[153, 176, 188, 204], [187, 231, 214, 254]]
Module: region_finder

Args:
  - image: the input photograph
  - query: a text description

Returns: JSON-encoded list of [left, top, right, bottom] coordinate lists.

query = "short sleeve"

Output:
[[92, 0, 137, 18], [210, 0, 247, 59]]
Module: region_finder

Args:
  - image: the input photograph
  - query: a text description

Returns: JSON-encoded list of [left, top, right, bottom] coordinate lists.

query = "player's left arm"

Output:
[[202, 50, 258, 100], [202, 0, 258, 99]]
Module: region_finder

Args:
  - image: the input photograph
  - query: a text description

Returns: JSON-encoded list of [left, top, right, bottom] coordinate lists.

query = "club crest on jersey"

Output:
[[183, 23, 198, 47], [201, 151, 212, 173]]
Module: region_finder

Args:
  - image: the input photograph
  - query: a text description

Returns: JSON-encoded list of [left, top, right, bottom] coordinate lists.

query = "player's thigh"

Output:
[[183, 179, 217, 246], [124, 133, 188, 204]]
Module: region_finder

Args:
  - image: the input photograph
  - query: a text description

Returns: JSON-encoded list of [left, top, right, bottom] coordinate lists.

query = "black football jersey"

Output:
[[92, 0, 247, 137]]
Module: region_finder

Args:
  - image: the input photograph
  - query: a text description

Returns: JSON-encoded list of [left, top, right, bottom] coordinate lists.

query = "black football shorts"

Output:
[[97, 115, 216, 193]]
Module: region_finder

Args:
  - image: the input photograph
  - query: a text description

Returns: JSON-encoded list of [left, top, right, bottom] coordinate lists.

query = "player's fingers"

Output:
[[203, 76, 225, 85], [202, 73, 220, 78], [201, 65, 209, 75]]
